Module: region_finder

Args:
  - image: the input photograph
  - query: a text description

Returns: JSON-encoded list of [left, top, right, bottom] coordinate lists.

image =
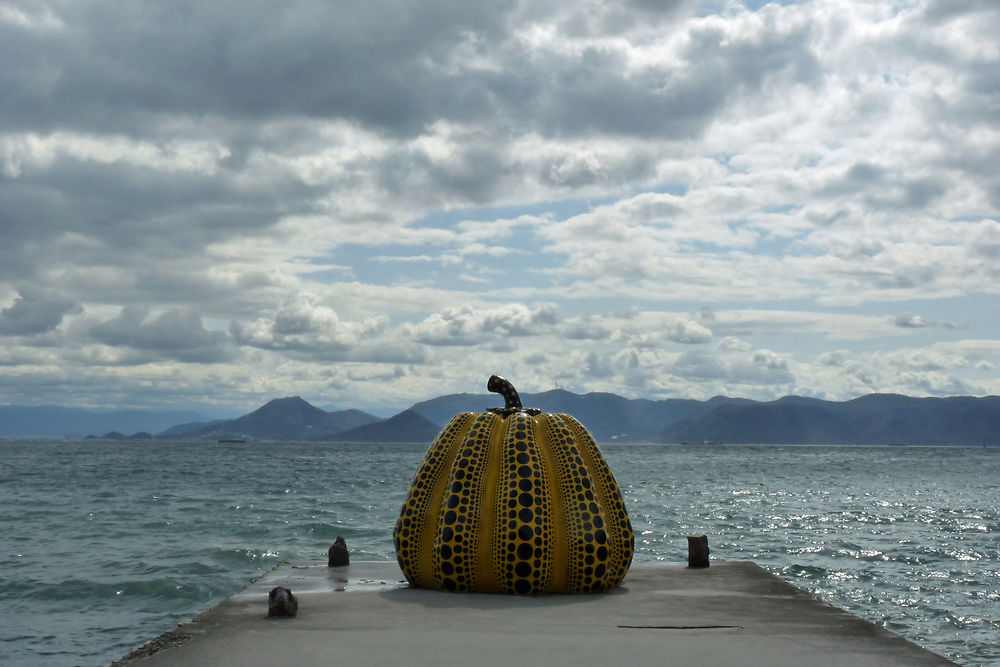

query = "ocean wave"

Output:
[[2, 441, 997, 666]]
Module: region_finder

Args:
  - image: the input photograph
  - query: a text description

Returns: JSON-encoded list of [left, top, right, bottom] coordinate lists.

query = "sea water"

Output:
[[0, 441, 997, 666]]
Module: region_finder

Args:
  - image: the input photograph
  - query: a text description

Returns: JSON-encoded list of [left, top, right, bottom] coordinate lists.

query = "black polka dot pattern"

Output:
[[487, 374, 522, 411], [393, 409, 634, 594], [393, 412, 473, 588], [542, 414, 620, 592], [559, 414, 634, 589], [433, 412, 498, 592], [494, 411, 553, 594]]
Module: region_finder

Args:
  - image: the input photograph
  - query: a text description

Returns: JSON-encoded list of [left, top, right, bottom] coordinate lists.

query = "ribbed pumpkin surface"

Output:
[[393, 410, 634, 594]]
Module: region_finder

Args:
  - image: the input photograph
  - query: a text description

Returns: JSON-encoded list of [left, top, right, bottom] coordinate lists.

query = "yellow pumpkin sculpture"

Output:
[[393, 375, 634, 594]]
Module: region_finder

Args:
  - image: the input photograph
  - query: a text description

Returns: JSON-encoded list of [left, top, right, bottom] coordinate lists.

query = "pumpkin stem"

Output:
[[487, 375, 522, 411]]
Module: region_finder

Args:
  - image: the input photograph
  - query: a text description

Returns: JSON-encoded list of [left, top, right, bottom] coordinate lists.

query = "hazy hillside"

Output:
[[158, 419, 228, 437], [407, 392, 496, 426], [409, 390, 1000, 445], [329, 409, 441, 443], [666, 403, 859, 444], [409, 390, 750, 442], [181, 397, 380, 441], [6, 391, 999, 445], [0, 405, 210, 439], [663, 394, 1000, 445]]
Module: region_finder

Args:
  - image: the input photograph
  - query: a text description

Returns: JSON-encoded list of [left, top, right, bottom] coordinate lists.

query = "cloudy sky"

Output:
[[2, 0, 999, 416]]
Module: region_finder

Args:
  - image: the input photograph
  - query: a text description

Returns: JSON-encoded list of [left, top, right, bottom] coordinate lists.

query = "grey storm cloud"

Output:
[[671, 350, 728, 380], [0, 0, 830, 290], [970, 221, 1000, 259], [1, 0, 998, 412], [89, 305, 233, 363], [502, 16, 822, 140], [226, 295, 427, 363], [378, 145, 508, 206], [0, 0, 821, 141], [583, 351, 614, 378], [666, 319, 712, 344], [0, 147, 326, 292], [671, 347, 794, 386], [819, 163, 950, 210], [4, 0, 784, 300], [0, 288, 79, 335], [921, 0, 999, 23], [564, 317, 611, 341], [0, 0, 515, 136]]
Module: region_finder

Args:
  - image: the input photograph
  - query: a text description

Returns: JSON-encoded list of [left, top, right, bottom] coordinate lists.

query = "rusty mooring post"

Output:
[[328, 536, 349, 567], [687, 534, 710, 568]]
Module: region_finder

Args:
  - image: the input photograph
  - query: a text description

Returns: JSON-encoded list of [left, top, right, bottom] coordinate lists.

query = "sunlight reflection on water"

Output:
[[1, 442, 997, 665]]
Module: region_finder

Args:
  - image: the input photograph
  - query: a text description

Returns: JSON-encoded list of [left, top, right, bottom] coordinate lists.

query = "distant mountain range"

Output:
[[409, 390, 1000, 445], [0, 405, 210, 439], [2, 391, 999, 445], [182, 397, 383, 441]]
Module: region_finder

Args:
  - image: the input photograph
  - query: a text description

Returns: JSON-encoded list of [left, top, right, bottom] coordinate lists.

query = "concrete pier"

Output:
[[113, 561, 956, 666]]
